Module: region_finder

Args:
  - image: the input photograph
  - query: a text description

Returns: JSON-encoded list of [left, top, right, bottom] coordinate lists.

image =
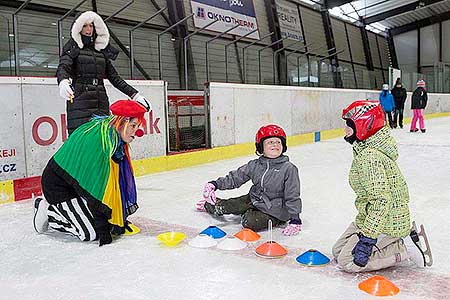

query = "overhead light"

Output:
[[170, 37, 176, 41], [9, 33, 14, 37], [51, 22, 57, 26]]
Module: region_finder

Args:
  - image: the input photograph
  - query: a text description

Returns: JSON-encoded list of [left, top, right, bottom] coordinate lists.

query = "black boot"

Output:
[[421, 129, 426, 133], [241, 209, 283, 232]]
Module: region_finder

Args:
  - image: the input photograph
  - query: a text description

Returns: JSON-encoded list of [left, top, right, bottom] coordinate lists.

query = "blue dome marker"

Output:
[[200, 226, 226, 239], [296, 249, 331, 266]]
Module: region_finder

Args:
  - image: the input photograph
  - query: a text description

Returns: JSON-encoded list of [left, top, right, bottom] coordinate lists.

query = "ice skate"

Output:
[[405, 221, 433, 267], [33, 195, 49, 234]]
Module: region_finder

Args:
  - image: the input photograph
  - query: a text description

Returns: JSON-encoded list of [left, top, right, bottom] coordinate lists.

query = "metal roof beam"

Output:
[[390, 10, 450, 35], [323, 0, 353, 9], [363, 0, 443, 24]]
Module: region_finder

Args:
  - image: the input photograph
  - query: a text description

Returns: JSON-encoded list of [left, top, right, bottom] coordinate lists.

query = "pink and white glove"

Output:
[[195, 183, 216, 211], [202, 183, 217, 205], [282, 223, 302, 236], [195, 198, 206, 211]]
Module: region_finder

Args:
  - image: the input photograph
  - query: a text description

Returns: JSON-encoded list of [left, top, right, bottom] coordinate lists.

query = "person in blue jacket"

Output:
[[379, 84, 395, 128]]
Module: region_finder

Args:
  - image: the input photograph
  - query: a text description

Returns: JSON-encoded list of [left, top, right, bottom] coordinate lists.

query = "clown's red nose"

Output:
[[135, 129, 144, 137]]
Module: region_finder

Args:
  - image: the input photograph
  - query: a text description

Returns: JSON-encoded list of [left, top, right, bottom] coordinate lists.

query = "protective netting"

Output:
[[168, 96, 206, 152]]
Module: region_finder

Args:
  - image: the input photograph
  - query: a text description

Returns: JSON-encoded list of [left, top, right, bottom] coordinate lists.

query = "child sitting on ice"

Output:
[[196, 124, 302, 236]]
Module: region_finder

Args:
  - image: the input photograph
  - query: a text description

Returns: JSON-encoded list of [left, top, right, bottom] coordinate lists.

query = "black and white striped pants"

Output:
[[47, 197, 97, 242]]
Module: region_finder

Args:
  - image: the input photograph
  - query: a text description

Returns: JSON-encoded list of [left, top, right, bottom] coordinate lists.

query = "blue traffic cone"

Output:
[[296, 249, 330, 266], [200, 226, 227, 239]]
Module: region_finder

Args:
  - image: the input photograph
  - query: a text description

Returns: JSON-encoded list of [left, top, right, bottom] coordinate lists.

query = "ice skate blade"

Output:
[[412, 221, 433, 267]]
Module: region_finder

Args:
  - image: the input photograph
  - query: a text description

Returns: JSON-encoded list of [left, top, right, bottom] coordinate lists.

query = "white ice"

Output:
[[1, 117, 450, 300]]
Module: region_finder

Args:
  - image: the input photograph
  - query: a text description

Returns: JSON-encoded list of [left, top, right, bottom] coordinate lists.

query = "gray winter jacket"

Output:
[[214, 155, 301, 221]]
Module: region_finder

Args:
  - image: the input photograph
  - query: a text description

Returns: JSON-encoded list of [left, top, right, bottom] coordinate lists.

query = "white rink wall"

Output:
[[207, 82, 450, 147], [1, 79, 450, 182], [0, 77, 167, 181]]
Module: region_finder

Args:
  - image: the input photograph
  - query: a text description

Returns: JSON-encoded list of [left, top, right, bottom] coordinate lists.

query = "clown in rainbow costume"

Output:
[[34, 100, 147, 246]]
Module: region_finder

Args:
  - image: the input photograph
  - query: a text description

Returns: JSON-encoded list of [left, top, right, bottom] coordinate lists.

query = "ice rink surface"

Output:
[[1, 117, 449, 300]]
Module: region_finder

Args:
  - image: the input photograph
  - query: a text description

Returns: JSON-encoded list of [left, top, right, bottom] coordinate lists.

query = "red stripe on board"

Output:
[[13, 176, 42, 201]]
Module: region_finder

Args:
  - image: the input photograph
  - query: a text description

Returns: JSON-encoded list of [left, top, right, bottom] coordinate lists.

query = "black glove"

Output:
[[352, 233, 377, 267], [110, 220, 133, 235], [99, 232, 112, 247]]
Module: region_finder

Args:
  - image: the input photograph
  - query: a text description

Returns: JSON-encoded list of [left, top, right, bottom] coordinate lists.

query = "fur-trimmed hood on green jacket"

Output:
[[349, 127, 410, 239]]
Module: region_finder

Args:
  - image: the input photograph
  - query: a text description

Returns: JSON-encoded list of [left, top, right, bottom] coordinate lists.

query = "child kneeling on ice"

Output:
[[33, 100, 147, 246], [333, 100, 433, 272], [196, 124, 302, 236]]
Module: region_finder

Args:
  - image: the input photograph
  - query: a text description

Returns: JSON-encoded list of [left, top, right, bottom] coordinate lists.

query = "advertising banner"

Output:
[[276, 0, 303, 41], [191, 0, 260, 39]]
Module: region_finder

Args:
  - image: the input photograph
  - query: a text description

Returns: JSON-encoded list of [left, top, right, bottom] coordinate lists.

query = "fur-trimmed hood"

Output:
[[71, 11, 109, 51]]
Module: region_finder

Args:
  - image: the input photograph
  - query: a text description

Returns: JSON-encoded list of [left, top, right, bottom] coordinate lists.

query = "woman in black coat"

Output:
[[56, 11, 150, 134], [390, 78, 407, 128]]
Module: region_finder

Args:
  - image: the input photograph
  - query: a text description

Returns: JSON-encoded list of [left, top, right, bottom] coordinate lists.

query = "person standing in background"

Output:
[[391, 78, 407, 129], [57, 11, 150, 135], [379, 84, 395, 129], [410, 79, 428, 133]]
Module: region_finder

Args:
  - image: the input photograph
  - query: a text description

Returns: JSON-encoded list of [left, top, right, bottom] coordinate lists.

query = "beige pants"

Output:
[[332, 222, 408, 272]]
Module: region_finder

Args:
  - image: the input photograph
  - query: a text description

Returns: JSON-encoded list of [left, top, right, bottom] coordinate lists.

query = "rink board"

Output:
[[0, 77, 167, 190], [206, 82, 450, 147], [2, 79, 450, 204]]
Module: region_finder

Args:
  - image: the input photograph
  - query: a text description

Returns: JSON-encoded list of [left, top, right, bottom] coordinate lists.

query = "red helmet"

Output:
[[342, 100, 385, 141], [255, 124, 287, 154]]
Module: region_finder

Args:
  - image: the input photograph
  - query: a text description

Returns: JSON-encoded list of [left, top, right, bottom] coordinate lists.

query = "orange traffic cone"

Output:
[[255, 241, 288, 258], [254, 220, 287, 258], [234, 228, 261, 242], [358, 275, 400, 297]]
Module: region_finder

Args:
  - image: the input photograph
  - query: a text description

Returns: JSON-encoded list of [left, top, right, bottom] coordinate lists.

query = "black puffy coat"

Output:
[[391, 86, 407, 109], [411, 87, 428, 109], [56, 12, 137, 134]]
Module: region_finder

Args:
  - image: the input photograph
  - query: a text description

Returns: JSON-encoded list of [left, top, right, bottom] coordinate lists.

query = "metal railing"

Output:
[[241, 32, 273, 83], [205, 24, 240, 82], [272, 39, 304, 84], [183, 19, 218, 90], [57, 0, 89, 56], [129, 6, 167, 79], [12, 0, 32, 76], [224, 29, 258, 83], [158, 13, 194, 80], [257, 37, 288, 84]]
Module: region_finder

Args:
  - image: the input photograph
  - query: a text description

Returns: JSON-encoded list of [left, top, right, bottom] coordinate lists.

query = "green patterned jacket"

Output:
[[349, 127, 410, 239]]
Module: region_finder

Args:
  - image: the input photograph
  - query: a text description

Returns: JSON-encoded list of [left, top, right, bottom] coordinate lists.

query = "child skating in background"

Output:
[[196, 124, 302, 236], [333, 100, 432, 273], [410, 79, 428, 133], [379, 84, 395, 128]]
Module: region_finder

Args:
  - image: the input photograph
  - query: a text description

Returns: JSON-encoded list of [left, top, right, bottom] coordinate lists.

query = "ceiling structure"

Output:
[[298, 0, 450, 34]]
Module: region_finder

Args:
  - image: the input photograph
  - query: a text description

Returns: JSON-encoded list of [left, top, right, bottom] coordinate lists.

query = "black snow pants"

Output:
[[204, 194, 283, 232]]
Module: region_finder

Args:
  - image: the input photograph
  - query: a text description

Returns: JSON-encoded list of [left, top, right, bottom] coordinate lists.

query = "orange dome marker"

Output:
[[358, 275, 400, 297], [234, 228, 261, 242], [254, 220, 287, 258], [255, 241, 288, 258]]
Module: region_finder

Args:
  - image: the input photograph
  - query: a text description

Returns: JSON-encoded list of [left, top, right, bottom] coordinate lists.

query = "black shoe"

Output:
[[400, 125, 403, 129], [410, 129, 419, 132], [421, 129, 426, 133], [204, 201, 225, 216]]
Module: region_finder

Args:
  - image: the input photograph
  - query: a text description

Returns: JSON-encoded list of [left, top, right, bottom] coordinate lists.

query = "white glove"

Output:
[[133, 93, 151, 112], [59, 79, 74, 101]]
